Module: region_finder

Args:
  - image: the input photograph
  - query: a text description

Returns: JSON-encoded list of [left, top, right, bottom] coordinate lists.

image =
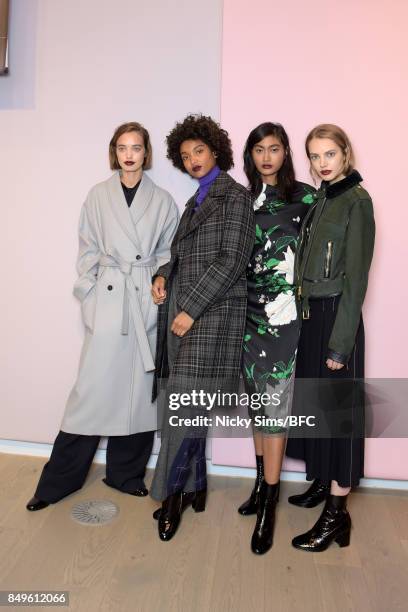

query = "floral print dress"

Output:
[[243, 182, 314, 434]]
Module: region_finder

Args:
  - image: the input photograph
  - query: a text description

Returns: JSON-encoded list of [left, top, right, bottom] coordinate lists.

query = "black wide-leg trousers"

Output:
[[35, 430, 154, 503]]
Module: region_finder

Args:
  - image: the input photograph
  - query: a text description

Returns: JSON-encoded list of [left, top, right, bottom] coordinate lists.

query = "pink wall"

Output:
[[213, 0, 408, 479]]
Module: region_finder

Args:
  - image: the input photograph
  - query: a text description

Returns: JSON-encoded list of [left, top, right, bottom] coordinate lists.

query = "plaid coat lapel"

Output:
[[176, 172, 234, 241]]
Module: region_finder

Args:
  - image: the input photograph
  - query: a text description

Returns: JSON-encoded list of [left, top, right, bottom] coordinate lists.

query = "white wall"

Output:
[[0, 0, 223, 442]]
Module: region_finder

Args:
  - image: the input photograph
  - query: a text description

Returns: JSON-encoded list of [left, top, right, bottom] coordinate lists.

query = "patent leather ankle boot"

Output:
[[238, 455, 264, 516], [158, 491, 183, 541], [292, 494, 351, 552], [251, 480, 280, 555], [288, 479, 330, 508], [157, 488, 207, 541], [153, 489, 206, 520]]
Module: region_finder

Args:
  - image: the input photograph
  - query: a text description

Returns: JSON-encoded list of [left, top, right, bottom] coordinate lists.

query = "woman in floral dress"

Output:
[[239, 122, 314, 554]]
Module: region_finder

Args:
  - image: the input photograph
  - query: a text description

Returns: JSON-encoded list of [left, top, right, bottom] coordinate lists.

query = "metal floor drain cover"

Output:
[[71, 500, 119, 525]]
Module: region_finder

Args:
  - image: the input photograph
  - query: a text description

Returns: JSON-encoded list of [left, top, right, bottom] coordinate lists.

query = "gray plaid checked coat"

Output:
[[152, 171, 255, 400]]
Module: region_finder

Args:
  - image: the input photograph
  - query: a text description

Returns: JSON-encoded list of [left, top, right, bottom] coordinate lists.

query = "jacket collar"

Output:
[[179, 171, 236, 240], [322, 170, 363, 199], [185, 170, 236, 208]]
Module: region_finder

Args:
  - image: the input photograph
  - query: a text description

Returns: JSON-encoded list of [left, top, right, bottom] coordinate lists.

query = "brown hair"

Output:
[[305, 124, 354, 179], [109, 122, 152, 170]]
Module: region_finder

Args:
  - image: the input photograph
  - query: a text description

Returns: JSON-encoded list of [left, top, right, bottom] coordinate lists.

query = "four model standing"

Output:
[[26, 118, 375, 557]]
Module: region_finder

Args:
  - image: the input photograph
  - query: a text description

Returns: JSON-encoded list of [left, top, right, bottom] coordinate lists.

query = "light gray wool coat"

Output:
[[61, 172, 179, 435]]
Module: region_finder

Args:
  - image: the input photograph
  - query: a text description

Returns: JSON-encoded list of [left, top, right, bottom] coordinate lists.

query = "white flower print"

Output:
[[264, 291, 297, 326], [253, 183, 267, 211], [259, 294, 266, 303], [292, 216, 300, 223], [264, 238, 272, 251], [259, 350, 266, 357], [273, 246, 295, 285], [254, 263, 263, 274]]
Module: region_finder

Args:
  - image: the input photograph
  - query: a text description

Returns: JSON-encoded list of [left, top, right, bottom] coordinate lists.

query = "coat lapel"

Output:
[[129, 172, 154, 225], [106, 172, 142, 250], [177, 171, 234, 241]]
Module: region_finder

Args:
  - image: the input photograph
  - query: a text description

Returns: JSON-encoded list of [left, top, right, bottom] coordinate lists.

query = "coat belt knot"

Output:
[[119, 260, 132, 275]]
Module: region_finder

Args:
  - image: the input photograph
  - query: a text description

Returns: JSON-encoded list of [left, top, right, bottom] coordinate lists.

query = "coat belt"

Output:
[[99, 254, 156, 372]]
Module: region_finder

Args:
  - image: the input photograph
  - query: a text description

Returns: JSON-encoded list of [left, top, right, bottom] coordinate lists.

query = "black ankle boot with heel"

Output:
[[292, 494, 351, 552], [288, 478, 330, 508], [157, 488, 207, 541], [153, 488, 207, 521], [238, 455, 264, 516], [251, 480, 280, 555]]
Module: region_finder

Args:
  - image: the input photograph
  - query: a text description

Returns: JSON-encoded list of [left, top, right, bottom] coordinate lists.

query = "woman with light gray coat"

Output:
[[26, 122, 179, 511]]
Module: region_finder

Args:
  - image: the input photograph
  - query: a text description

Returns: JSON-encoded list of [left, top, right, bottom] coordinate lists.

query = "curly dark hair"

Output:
[[166, 114, 234, 172]]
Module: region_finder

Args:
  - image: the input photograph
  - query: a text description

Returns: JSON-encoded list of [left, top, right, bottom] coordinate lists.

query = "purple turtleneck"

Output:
[[195, 165, 221, 209]]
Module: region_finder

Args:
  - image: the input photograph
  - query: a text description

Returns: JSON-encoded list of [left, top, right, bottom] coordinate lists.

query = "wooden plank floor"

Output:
[[0, 453, 407, 612]]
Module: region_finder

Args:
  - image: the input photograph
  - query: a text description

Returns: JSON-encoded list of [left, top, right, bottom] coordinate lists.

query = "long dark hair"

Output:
[[243, 122, 296, 201]]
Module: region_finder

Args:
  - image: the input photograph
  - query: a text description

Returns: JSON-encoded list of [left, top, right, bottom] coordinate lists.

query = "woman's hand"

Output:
[[171, 311, 194, 337], [326, 358, 344, 371], [151, 276, 167, 305]]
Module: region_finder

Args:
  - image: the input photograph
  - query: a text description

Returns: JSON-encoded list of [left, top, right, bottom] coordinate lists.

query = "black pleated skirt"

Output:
[[286, 296, 365, 487]]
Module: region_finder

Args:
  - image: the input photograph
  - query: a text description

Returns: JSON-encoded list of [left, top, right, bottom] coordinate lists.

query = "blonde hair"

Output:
[[109, 122, 152, 170], [305, 124, 354, 180]]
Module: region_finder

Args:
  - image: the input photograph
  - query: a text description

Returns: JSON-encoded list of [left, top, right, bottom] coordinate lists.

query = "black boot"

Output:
[[102, 478, 148, 497], [238, 455, 264, 516], [152, 488, 206, 520], [288, 479, 330, 508], [157, 488, 207, 542], [26, 496, 50, 512], [251, 480, 280, 555], [292, 494, 351, 552], [158, 491, 183, 542]]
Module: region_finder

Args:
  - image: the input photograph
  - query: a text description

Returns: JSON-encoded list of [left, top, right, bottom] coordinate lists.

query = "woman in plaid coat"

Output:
[[150, 115, 255, 541]]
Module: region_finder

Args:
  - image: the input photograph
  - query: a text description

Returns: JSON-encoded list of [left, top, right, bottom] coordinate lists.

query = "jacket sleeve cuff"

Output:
[[73, 274, 96, 302], [177, 294, 201, 321], [152, 272, 166, 284], [152, 264, 170, 284], [326, 348, 349, 365]]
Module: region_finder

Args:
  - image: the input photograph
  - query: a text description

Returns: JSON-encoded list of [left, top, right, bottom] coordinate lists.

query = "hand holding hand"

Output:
[[151, 276, 167, 305], [171, 311, 194, 337]]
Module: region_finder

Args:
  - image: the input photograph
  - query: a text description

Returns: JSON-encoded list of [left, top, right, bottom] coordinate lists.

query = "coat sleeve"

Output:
[[153, 204, 187, 283], [177, 188, 255, 320], [154, 198, 180, 273], [72, 199, 101, 303], [327, 197, 375, 363]]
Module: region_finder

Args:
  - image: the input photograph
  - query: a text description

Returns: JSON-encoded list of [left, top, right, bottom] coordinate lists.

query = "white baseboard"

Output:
[[1, 439, 407, 491]]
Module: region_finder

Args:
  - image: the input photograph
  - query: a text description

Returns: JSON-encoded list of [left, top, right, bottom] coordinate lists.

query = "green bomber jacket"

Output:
[[294, 170, 375, 364]]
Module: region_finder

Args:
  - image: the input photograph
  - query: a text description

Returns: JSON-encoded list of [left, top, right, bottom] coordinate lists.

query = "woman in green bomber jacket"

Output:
[[286, 124, 375, 552]]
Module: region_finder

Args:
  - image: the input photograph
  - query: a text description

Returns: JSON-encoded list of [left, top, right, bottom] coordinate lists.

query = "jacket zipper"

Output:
[[295, 202, 317, 298], [324, 240, 333, 278], [296, 196, 327, 296]]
